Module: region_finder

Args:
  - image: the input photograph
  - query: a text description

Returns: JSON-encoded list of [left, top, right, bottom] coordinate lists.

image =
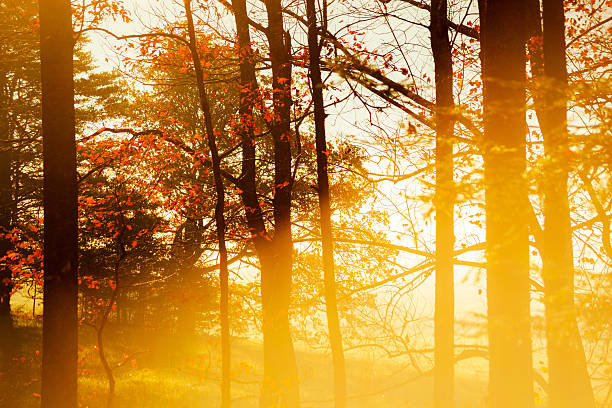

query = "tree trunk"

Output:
[[430, 1, 455, 407], [183, 2, 231, 406], [540, 0, 595, 406], [305, 1, 346, 407], [259, 249, 299, 408], [231, 0, 268, 244], [0, 68, 15, 408], [259, 2, 299, 406], [479, 1, 534, 407], [39, 0, 79, 407], [231, 1, 299, 405], [0, 70, 12, 330]]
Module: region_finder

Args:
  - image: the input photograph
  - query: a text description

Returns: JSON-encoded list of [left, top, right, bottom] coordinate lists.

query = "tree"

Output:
[[539, 0, 596, 406], [0, 0, 42, 330], [3, 0, 608, 406], [479, 0, 534, 406], [430, 0, 455, 407], [305, 0, 347, 407], [182, 1, 231, 405], [121, 32, 239, 341], [259, 1, 299, 404], [229, 0, 299, 405], [0, 61, 12, 331], [39, 0, 78, 407]]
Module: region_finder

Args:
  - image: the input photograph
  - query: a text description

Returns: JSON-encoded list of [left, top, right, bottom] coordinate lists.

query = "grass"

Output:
[[1, 318, 486, 408]]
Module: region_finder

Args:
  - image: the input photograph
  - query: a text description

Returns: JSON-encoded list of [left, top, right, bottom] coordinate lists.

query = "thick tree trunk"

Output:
[[259, 2, 299, 406], [183, 2, 231, 406], [479, 1, 534, 407], [305, 1, 346, 407], [540, 0, 595, 406], [231, 1, 299, 405], [259, 249, 299, 408], [430, 1, 455, 407], [39, 0, 79, 407]]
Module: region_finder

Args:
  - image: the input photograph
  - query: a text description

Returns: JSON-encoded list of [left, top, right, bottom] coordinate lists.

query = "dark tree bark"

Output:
[[305, 0, 346, 407], [183, 1, 231, 406], [430, 1, 455, 407], [0, 67, 15, 408], [39, 0, 79, 407], [0, 71, 12, 330], [478, 1, 534, 407], [539, 0, 595, 406], [259, 2, 299, 406], [231, 0, 299, 406], [231, 0, 268, 244]]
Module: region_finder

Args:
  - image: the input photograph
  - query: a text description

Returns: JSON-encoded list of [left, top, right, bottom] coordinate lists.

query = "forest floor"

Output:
[[0, 316, 488, 408]]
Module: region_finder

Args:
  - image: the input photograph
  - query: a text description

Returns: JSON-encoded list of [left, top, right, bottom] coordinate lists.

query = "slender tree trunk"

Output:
[[0, 71, 12, 330], [232, 0, 266, 241], [479, 1, 534, 407], [539, 1, 595, 406], [0, 69, 15, 408], [231, 0, 268, 245], [39, 0, 79, 407], [183, 2, 231, 406], [96, 241, 125, 408], [430, 1, 455, 407], [305, 1, 346, 407]]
